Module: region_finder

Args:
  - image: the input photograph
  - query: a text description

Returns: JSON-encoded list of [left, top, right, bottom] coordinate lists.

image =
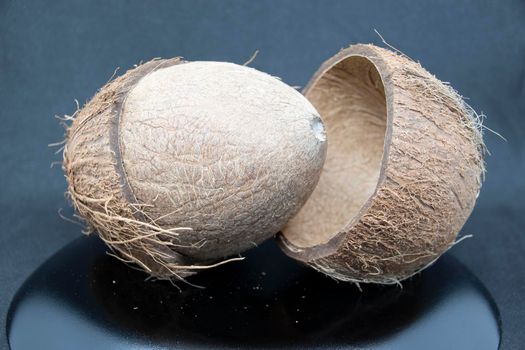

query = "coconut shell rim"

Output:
[[277, 44, 408, 262]]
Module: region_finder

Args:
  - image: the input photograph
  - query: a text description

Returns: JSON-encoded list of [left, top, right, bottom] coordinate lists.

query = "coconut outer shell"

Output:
[[64, 58, 326, 279], [279, 44, 485, 284]]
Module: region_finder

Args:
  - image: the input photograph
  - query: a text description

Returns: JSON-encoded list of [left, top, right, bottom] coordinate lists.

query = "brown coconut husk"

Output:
[[279, 44, 485, 285], [63, 58, 326, 281], [63, 59, 244, 280]]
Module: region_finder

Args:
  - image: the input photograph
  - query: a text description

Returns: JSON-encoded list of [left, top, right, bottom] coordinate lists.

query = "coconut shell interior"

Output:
[[280, 45, 484, 284], [282, 55, 387, 249]]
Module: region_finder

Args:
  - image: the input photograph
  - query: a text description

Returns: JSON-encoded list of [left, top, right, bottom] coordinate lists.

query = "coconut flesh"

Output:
[[279, 44, 485, 284], [64, 59, 326, 279]]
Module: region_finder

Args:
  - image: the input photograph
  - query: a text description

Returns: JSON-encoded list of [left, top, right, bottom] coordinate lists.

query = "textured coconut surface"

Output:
[[280, 44, 485, 284], [1, 1, 524, 349], [64, 59, 325, 278]]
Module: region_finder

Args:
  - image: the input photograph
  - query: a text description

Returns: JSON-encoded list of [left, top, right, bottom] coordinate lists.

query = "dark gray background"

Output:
[[0, 0, 523, 349]]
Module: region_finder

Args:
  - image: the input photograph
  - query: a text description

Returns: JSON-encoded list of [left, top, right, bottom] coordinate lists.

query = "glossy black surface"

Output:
[[7, 235, 500, 350]]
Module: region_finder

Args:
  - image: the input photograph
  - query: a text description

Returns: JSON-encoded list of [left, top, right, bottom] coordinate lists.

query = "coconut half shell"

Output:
[[279, 44, 485, 284]]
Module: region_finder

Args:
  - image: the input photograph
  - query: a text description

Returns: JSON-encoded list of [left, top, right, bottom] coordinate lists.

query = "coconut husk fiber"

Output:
[[63, 58, 326, 280], [279, 44, 485, 285]]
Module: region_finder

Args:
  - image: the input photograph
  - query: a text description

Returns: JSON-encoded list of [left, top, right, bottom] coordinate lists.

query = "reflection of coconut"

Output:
[[280, 44, 485, 284], [64, 59, 326, 279]]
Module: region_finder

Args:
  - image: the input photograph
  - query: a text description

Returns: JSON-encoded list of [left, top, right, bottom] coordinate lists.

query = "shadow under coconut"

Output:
[[7, 234, 500, 350]]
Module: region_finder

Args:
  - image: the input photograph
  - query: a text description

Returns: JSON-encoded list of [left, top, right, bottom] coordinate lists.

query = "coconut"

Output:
[[279, 44, 485, 284], [63, 58, 327, 279]]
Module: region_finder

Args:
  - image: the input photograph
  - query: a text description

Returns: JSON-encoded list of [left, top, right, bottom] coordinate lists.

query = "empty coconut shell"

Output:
[[64, 58, 326, 279], [279, 44, 485, 284]]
